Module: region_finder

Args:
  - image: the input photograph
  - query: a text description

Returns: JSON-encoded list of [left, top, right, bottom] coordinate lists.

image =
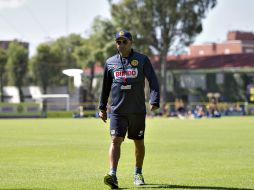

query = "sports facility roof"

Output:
[[157, 53, 254, 73]]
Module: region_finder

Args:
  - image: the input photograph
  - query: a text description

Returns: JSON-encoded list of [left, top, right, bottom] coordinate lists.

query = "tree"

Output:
[[31, 43, 62, 94], [31, 43, 62, 113], [7, 42, 28, 102], [51, 34, 84, 91], [89, 16, 117, 59], [110, 0, 217, 103], [0, 48, 8, 102], [73, 39, 95, 100], [73, 16, 116, 101], [53, 34, 83, 69]]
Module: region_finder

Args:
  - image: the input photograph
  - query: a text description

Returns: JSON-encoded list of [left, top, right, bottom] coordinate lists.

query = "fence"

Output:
[[0, 103, 41, 118], [1, 102, 253, 118]]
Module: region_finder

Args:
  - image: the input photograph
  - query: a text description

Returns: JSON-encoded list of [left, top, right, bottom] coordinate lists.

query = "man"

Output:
[[99, 29, 160, 189]]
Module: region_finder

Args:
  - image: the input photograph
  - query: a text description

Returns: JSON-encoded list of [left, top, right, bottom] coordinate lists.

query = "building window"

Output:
[[224, 49, 230, 54], [180, 74, 206, 90], [245, 48, 254, 53], [166, 71, 173, 92], [199, 50, 204, 55], [216, 73, 224, 84]]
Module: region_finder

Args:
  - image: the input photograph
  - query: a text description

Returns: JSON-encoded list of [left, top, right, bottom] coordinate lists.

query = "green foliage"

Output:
[[90, 16, 116, 61], [0, 117, 253, 189], [28, 17, 116, 101], [31, 43, 62, 93], [19, 1, 218, 103], [0, 48, 7, 73], [53, 34, 84, 69], [46, 110, 96, 118], [224, 73, 247, 102], [31, 34, 86, 91], [7, 42, 28, 102], [46, 111, 73, 118], [73, 17, 116, 68], [206, 73, 217, 92], [73, 17, 116, 100], [110, 0, 217, 102], [111, 0, 216, 54]]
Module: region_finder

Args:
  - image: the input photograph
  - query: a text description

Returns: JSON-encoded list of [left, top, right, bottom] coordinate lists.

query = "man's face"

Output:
[[116, 37, 132, 55]]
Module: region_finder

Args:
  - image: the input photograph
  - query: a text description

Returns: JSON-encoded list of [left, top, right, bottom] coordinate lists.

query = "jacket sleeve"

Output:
[[99, 62, 112, 111], [143, 56, 160, 108]]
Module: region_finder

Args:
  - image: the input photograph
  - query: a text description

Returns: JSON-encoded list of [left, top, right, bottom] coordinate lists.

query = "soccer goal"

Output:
[[33, 94, 70, 111]]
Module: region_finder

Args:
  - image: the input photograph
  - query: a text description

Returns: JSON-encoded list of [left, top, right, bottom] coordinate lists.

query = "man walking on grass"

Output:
[[99, 29, 160, 189]]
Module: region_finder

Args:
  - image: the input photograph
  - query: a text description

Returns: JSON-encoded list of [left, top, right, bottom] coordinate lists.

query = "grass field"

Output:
[[0, 117, 254, 190]]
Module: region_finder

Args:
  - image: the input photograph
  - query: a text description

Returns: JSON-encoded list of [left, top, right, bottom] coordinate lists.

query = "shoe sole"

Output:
[[104, 175, 119, 189]]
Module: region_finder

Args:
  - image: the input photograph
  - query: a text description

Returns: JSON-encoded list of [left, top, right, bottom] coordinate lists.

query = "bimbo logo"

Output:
[[114, 68, 138, 79]]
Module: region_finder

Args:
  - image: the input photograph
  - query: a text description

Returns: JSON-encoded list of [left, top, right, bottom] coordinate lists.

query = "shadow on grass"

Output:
[[137, 184, 254, 190], [0, 189, 50, 190], [0, 188, 130, 190], [0, 189, 130, 190]]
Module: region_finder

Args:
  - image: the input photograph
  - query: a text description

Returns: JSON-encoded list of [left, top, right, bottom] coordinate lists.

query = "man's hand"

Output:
[[150, 105, 159, 111], [99, 110, 107, 123]]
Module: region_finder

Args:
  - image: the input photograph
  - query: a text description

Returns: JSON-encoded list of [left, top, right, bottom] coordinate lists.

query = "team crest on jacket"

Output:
[[131, 60, 139, 66]]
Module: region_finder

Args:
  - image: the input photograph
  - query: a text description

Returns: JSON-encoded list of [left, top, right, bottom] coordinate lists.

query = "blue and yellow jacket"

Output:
[[99, 49, 160, 114]]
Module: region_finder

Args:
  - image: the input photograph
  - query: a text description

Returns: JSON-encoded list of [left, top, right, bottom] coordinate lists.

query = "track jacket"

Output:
[[99, 49, 160, 114]]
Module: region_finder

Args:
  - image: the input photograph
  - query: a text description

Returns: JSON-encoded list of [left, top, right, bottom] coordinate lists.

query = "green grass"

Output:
[[0, 117, 254, 190]]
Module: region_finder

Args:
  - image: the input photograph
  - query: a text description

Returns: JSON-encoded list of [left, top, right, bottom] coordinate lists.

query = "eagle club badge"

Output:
[[119, 31, 125, 36], [131, 60, 139, 67]]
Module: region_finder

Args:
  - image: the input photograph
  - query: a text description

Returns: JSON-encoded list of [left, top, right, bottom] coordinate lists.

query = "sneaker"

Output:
[[104, 174, 119, 189], [134, 173, 145, 185]]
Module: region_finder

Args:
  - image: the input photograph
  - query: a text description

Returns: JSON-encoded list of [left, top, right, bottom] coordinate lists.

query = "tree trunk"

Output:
[[160, 51, 168, 105], [0, 73, 3, 102], [18, 87, 24, 102], [88, 64, 95, 101], [42, 86, 47, 117]]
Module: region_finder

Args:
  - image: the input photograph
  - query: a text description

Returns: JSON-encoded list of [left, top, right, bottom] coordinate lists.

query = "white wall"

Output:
[[2, 86, 80, 111]]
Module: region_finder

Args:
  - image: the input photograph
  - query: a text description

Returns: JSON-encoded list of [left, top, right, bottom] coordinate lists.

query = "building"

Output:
[[152, 31, 254, 103], [189, 31, 254, 56], [83, 31, 254, 103], [154, 53, 254, 103]]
